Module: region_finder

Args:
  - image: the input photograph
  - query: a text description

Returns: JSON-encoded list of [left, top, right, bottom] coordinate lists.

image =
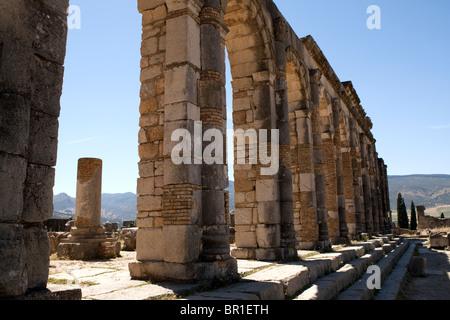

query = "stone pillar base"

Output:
[[129, 258, 238, 283], [57, 238, 120, 260], [231, 247, 297, 261]]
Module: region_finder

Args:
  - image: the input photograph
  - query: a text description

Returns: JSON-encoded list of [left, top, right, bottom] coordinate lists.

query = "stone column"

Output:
[[310, 69, 330, 247], [360, 134, 373, 234], [332, 100, 349, 241], [198, 0, 234, 262], [58, 158, 120, 260], [294, 105, 320, 249], [130, 0, 237, 281], [273, 17, 297, 257], [71, 158, 104, 238]]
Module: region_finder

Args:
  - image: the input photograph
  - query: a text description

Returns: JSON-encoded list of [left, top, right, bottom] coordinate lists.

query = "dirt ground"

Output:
[[401, 246, 450, 300]]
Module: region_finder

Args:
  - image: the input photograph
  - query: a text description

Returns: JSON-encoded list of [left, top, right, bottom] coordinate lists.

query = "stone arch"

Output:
[[225, 0, 296, 261]]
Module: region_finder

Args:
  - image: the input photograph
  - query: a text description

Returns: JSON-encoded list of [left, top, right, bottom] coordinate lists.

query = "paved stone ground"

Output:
[[48, 251, 276, 300], [401, 247, 450, 300], [48, 244, 450, 300]]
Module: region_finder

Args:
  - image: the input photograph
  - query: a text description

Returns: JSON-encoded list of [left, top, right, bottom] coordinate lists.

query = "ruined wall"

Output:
[[0, 0, 69, 297], [417, 206, 450, 230]]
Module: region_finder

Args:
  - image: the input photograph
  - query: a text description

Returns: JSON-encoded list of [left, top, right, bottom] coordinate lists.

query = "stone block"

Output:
[[257, 201, 281, 224], [137, 195, 163, 211], [164, 64, 199, 105], [137, 177, 155, 196], [0, 223, 27, 298], [28, 110, 59, 166], [256, 225, 280, 249], [253, 85, 275, 121], [22, 164, 55, 223], [163, 158, 201, 186], [0, 94, 30, 156], [299, 173, 315, 192], [256, 179, 279, 202], [27, 0, 68, 65], [138, 161, 155, 178], [163, 119, 196, 157], [165, 13, 200, 67], [141, 36, 159, 57], [0, 153, 27, 222], [234, 208, 254, 225], [138, 0, 167, 13], [430, 234, 448, 248], [0, 33, 33, 96], [163, 225, 202, 264], [139, 142, 161, 160], [24, 226, 50, 290], [136, 228, 163, 261], [235, 230, 257, 248], [165, 102, 200, 122], [31, 55, 64, 117], [408, 256, 426, 277]]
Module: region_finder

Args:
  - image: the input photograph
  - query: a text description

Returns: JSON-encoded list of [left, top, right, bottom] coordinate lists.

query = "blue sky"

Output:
[[54, 1, 450, 197]]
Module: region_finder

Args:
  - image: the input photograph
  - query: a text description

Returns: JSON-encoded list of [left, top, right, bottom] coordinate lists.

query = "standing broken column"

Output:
[[57, 158, 120, 260], [71, 158, 104, 238]]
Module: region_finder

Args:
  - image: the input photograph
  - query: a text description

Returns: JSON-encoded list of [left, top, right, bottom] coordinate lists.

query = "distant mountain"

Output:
[[226, 181, 235, 211], [53, 193, 76, 212], [54, 174, 449, 223], [53, 192, 137, 224], [388, 174, 450, 213], [227, 175, 450, 217]]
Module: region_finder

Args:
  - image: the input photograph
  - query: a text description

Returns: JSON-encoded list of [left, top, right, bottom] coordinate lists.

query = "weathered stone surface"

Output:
[[0, 153, 27, 222], [22, 164, 55, 223], [27, 110, 59, 166], [0, 93, 30, 155], [163, 225, 202, 264], [0, 223, 26, 297], [24, 226, 50, 290], [408, 256, 426, 277], [430, 233, 448, 248], [121, 227, 137, 251]]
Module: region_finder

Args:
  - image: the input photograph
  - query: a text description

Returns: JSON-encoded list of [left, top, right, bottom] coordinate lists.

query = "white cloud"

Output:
[[66, 135, 112, 145]]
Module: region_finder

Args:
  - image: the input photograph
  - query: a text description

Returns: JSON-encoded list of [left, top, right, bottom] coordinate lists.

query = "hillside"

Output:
[[388, 174, 450, 215], [53, 192, 137, 224], [53, 174, 449, 223]]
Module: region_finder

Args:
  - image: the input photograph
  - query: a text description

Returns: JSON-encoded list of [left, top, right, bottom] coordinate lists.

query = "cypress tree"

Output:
[[410, 201, 417, 230], [397, 193, 409, 229]]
